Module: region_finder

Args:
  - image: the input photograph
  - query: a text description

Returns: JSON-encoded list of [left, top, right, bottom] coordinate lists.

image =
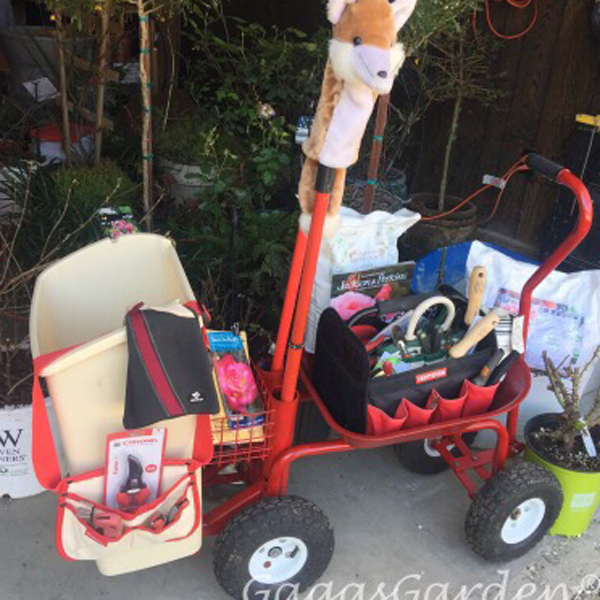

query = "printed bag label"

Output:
[[570, 493, 596, 510], [415, 368, 447, 385]]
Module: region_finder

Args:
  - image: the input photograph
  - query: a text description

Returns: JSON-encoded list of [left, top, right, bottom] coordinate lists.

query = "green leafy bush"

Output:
[[53, 160, 138, 216]]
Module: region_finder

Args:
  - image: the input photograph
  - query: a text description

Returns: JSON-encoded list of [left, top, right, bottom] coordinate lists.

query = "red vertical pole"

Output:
[[263, 166, 334, 482], [280, 170, 333, 402], [272, 229, 308, 373]]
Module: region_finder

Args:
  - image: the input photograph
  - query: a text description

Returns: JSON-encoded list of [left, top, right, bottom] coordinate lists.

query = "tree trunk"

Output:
[[94, 0, 112, 165], [55, 10, 72, 166], [437, 92, 462, 212], [137, 0, 153, 230], [438, 33, 465, 213]]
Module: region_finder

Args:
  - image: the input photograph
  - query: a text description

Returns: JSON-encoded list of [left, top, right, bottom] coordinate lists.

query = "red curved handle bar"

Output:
[[518, 169, 594, 345]]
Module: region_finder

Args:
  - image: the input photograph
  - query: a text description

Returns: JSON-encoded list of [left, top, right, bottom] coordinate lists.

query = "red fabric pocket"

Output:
[[400, 398, 435, 429], [367, 403, 408, 435], [461, 380, 499, 417], [427, 389, 467, 423]]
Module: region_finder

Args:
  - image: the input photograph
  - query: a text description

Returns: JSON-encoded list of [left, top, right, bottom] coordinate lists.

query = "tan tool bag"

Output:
[[55, 460, 202, 576]]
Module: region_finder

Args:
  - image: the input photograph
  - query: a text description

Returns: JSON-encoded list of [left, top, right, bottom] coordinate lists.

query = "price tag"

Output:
[[580, 422, 598, 458]]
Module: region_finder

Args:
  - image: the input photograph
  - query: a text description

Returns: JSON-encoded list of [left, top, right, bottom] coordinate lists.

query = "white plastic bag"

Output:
[[0, 399, 63, 498], [305, 206, 420, 352], [467, 241, 600, 373]]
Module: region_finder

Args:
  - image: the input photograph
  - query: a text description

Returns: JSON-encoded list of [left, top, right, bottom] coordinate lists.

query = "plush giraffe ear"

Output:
[[389, 0, 418, 31], [327, 0, 356, 25]]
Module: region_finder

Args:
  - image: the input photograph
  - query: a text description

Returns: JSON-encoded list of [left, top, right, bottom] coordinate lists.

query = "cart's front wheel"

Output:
[[465, 461, 563, 562], [214, 496, 334, 600]]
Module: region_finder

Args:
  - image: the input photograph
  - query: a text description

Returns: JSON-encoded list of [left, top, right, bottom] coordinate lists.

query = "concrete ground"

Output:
[[1, 448, 599, 600]]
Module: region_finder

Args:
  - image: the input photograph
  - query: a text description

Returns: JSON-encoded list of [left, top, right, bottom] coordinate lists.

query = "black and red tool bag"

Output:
[[123, 304, 219, 429], [312, 289, 498, 435]]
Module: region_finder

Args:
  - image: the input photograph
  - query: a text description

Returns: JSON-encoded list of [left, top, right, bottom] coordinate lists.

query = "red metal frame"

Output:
[[202, 159, 593, 535]]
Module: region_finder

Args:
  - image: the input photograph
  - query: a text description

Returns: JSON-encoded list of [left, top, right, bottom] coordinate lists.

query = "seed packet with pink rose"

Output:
[[208, 331, 265, 429], [330, 262, 415, 321]]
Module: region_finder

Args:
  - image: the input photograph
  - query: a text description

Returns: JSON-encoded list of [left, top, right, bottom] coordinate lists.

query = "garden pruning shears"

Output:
[[116, 455, 150, 511]]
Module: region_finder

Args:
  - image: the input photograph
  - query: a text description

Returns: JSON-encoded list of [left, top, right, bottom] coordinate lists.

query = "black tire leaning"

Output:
[[394, 431, 478, 475], [465, 461, 563, 562], [213, 496, 334, 600]]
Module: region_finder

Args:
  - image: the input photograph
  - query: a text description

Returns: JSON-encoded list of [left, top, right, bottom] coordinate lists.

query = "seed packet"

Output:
[[208, 331, 264, 429], [96, 206, 140, 239]]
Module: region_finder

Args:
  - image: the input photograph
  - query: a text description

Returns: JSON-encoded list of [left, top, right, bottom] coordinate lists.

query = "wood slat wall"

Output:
[[413, 0, 600, 254], [227, 0, 599, 254]]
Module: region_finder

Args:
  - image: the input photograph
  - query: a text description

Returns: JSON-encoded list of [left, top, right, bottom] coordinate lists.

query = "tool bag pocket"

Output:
[[461, 380, 500, 417], [313, 305, 497, 435], [56, 461, 201, 562]]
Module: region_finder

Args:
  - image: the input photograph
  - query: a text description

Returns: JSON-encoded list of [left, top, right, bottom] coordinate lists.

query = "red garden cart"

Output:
[[202, 153, 593, 599]]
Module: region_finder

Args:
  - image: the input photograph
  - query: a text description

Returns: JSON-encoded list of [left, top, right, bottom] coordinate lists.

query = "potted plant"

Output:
[[157, 115, 236, 205], [395, 1, 501, 258], [524, 348, 600, 536]]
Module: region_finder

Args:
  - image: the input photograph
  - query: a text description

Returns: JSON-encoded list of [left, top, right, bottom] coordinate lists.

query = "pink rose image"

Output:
[[330, 291, 376, 321], [375, 284, 393, 301], [214, 354, 258, 414]]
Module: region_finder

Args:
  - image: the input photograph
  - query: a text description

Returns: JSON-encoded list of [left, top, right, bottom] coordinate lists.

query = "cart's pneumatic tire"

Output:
[[213, 496, 334, 600], [465, 461, 563, 562], [394, 432, 478, 475]]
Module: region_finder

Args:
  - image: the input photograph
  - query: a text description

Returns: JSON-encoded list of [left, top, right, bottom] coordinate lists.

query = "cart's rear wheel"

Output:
[[214, 496, 334, 600], [394, 432, 477, 475], [465, 461, 563, 562]]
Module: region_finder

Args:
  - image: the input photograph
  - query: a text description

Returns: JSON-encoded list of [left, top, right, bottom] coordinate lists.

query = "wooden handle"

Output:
[[465, 266, 487, 326], [450, 310, 499, 359]]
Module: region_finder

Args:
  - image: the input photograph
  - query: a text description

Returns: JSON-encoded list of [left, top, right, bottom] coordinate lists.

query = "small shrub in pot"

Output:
[[524, 348, 600, 536]]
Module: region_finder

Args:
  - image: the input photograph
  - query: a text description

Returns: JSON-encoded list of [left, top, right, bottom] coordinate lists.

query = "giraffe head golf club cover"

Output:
[[123, 303, 219, 429]]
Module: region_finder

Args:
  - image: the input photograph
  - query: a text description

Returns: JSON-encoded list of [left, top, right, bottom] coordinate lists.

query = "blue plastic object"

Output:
[[410, 242, 538, 294]]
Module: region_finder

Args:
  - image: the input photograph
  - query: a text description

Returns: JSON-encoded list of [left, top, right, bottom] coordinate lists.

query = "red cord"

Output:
[[481, 164, 529, 223], [420, 158, 527, 223], [483, 0, 539, 40]]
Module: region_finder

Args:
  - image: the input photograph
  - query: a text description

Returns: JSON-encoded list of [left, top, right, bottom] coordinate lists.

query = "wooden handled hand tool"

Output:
[[471, 349, 505, 386], [450, 310, 500, 359], [465, 266, 487, 326]]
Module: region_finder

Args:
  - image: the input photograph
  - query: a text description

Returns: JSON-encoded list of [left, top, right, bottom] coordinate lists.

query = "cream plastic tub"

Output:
[[30, 234, 200, 473]]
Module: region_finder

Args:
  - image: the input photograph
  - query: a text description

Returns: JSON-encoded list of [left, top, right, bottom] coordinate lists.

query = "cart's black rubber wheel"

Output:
[[394, 431, 478, 475], [465, 461, 563, 562], [213, 496, 334, 600]]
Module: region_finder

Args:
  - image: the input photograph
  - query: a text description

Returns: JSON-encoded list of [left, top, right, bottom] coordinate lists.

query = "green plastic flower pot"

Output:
[[524, 414, 600, 537]]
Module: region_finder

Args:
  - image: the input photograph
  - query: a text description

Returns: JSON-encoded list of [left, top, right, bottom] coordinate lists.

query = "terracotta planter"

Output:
[[398, 193, 477, 260]]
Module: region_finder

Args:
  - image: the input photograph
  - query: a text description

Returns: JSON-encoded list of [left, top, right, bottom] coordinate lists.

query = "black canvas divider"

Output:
[[312, 292, 498, 435]]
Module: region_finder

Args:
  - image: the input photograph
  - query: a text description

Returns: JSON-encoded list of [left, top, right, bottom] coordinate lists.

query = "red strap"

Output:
[[32, 346, 79, 492], [193, 415, 214, 465], [127, 307, 184, 418]]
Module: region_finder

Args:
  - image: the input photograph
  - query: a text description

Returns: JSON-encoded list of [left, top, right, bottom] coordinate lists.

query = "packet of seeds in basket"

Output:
[[208, 331, 264, 429]]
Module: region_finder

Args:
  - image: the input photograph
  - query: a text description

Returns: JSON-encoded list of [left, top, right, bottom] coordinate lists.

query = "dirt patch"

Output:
[[529, 422, 600, 473], [0, 350, 32, 408]]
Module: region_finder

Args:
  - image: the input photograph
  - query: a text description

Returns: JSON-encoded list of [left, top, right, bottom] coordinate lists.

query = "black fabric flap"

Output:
[[123, 306, 219, 430]]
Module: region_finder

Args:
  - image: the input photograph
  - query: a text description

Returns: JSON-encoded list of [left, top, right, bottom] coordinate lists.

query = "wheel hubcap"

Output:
[[249, 537, 309, 584], [424, 438, 443, 458], [500, 498, 546, 544]]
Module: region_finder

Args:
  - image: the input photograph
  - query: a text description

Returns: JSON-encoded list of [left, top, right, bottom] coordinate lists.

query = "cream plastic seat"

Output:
[[30, 234, 204, 574], [30, 233, 199, 473]]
